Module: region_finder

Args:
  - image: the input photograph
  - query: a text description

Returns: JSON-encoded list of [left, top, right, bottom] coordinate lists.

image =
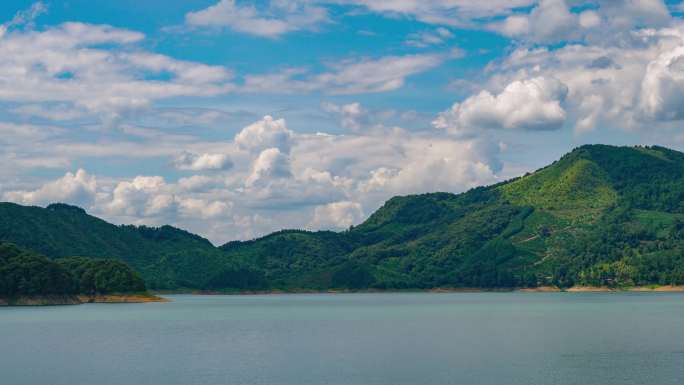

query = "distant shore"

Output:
[[152, 285, 684, 296], [0, 293, 168, 306], [5, 286, 683, 305], [77, 293, 170, 303]]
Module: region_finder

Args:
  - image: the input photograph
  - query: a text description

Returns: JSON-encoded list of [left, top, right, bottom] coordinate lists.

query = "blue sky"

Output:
[[2, 0, 684, 243]]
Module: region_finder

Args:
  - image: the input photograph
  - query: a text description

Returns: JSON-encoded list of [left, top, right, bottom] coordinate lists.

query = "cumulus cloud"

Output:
[[434, 77, 568, 136], [356, 136, 502, 196], [245, 148, 292, 187], [494, 0, 581, 43], [600, 0, 670, 29], [492, 0, 672, 44], [105, 175, 231, 220], [107, 176, 174, 217], [3, 169, 96, 206], [235, 115, 294, 153], [178, 198, 231, 219], [174, 151, 233, 171], [185, 0, 329, 38], [310, 201, 363, 230], [639, 45, 684, 121], [473, 23, 684, 133]]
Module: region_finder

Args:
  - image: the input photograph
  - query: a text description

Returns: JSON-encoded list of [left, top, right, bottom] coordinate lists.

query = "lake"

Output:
[[1, 292, 684, 385]]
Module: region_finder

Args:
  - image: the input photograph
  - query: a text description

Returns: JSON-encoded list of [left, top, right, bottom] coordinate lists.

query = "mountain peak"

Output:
[[46, 203, 87, 215]]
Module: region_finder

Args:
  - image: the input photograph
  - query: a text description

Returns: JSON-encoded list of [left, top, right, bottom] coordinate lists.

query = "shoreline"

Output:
[[0, 293, 168, 306], [78, 294, 170, 303], [152, 285, 684, 296], [6, 286, 683, 305]]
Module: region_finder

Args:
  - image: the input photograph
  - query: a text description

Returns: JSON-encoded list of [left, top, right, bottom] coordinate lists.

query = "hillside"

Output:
[[221, 145, 684, 289], [0, 203, 231, 289], [0, 242, 155, 305], [3, 144, 684, 290]]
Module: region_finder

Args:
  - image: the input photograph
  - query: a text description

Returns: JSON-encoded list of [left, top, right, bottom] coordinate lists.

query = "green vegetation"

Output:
[[0, 243, 74, 297], [0, 242, 148, 299], [219, 145, 684, 289], [0, 203, 228, 289], [56, 257, 146, 295], [5, 145, 684, 291]]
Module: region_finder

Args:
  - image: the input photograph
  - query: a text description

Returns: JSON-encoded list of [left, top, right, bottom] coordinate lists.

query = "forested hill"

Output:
[[0, 203, 229, 289], [4, 144, 684, 290], [0, 242, 147, 304], [219, 144, 684, 289]]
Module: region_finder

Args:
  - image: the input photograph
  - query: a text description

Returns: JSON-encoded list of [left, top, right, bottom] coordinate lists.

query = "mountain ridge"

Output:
[[3, 144, 684, 290]]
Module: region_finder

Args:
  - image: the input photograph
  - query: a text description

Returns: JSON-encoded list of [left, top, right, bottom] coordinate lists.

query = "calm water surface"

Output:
[[2, 292, 684, 385]]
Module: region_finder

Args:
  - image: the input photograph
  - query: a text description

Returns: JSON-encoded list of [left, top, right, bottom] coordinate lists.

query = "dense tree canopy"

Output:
[[0, 243, 146, 298], [0, 243, 74, 297]]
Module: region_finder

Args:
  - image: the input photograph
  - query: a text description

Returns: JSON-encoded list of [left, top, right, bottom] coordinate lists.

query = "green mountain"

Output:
[[220, 144, 684, 289], [4, 144, 684, 290]]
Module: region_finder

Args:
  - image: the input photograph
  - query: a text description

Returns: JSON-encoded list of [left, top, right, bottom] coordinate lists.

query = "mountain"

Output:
[[220, 144, 684, 289], [3, 144, 684, 290]]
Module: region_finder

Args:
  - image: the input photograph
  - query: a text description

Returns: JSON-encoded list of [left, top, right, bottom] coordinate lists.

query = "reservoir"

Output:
[[2, 292, 683, 385]]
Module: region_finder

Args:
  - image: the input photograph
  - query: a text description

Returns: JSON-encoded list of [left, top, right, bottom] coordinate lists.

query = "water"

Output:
[[2, 292, 684, 385]]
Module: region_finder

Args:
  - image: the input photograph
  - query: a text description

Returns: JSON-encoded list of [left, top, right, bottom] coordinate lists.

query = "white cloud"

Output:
[[476, 24, 684, 133], [174, 151, 233, 171], [10, 104, 86, 121], [322, 102, 366, 130], [601, 0, 670, 29], [639, 45, 684, 121], [492, 0, 671, 44], [579, 10, 601, 29], [177, 175, 222, 192], [235, 115, 294, 153], [245, 147, 292, 187], [3, 169, 96, 206], [2, 1, 47, 31], [494, 0, 579, 43], [496, 15, 530, 37], [104, 175, 232, 221], [310, 200, 363, 230], [0, 122, 63, 143], [0, 20, 234, 127], [243, 54, 444, 94], [333, 0, 536, 27], [178, 198, 231, 219], [405, 27, 454, 47], [317, 54, 444, 94], [106, 176, 175, 217], [356, 136, 501, 196], [434, 77, 568, 136], [185, 0, 329, 38]]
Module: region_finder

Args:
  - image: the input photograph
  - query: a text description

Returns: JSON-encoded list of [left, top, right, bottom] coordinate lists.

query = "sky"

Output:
[[2, 0, 684, 244]]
